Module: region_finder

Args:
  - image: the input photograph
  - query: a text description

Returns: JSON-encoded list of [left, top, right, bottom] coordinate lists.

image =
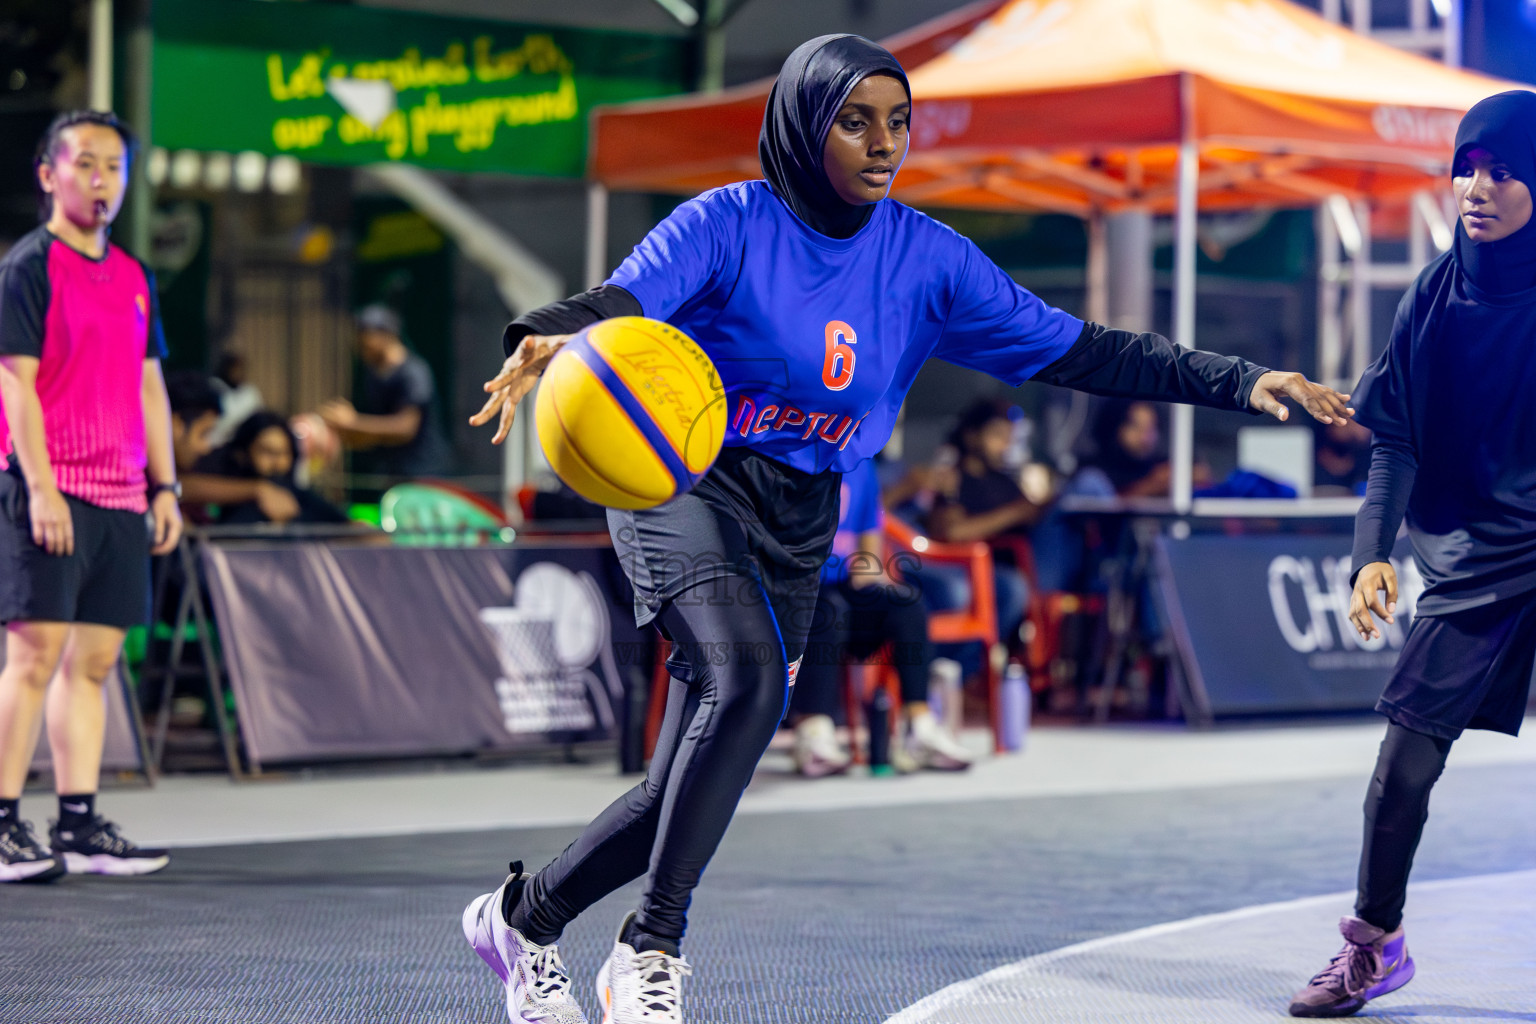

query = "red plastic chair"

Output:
[[882, 516, 1004, 752]]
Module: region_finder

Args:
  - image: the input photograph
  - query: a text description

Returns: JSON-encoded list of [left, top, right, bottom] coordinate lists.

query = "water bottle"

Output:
[[999, 663, 1030, 752], [927, 657, 963, 735], [865, 685, 893, 775]]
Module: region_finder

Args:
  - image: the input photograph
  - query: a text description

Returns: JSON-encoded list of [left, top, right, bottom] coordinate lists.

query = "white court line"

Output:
[[883, 868, 1536, 1024]]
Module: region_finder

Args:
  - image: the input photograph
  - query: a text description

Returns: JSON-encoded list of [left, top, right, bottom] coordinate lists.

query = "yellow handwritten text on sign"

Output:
[[264, 36, 572, 103], [273, 115, 334, 150]]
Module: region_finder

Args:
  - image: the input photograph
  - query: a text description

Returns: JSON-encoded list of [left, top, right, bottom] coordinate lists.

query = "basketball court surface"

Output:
[[7, 719, 1536, 1023]]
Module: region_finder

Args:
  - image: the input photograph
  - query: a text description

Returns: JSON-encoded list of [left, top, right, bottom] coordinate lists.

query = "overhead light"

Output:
[[145, 147, 168, 187], [169, 150, 201, 190], [1429, 0, 1451, 17], [268, 155, 303, 194], [202, 152, 232, 191], [234, 151, 266, 193]]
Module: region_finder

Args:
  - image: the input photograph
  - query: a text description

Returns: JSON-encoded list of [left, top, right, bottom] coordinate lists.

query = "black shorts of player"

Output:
[[0, 468, 151, 630], [1377, 594, 1536, 740], [608, 446, 840, 682]]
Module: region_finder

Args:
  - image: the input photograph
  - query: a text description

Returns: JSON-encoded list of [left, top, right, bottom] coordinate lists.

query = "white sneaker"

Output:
[[463, 862, 589, 1023], [595, 912, 692, 1023], [792, 715, 851, 778], [907, 712, 975, 771]]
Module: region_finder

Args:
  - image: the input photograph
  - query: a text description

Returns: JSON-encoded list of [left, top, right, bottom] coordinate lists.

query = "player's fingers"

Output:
[[469, 388, 506, 427], [59, 518, 74, 558], [492, 395, 517, 446], [483, 355, 532, 393], [1366, 587, 1391, 628], [1252, 387, 1287, 421], [1286, 379, 1342, 424], [1384, 571, 1399, 617]]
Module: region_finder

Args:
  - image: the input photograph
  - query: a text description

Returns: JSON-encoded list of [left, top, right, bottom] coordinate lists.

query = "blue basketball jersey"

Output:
[[607, 181, 1083, 475]]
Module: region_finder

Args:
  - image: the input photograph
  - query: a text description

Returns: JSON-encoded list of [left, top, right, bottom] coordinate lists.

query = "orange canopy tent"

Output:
[[591, 0, 1522, 214], [585, 0, 1529, 509]]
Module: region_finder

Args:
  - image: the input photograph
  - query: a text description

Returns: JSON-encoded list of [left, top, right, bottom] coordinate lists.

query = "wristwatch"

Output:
[[149, 481, 183, 500]]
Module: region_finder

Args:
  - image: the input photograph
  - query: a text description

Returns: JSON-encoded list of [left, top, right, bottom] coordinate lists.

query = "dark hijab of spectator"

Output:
[[1089, 399, 1166, 493], [220, 411, 299, 485]]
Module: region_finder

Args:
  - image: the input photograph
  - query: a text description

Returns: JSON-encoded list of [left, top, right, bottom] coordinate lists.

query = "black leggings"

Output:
[[1355, 721, 1454, 932], [508, 579, 795, 949], [791, 581, 932, 719]]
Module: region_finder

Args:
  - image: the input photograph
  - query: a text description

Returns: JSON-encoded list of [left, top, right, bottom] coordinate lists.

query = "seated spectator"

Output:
[[165, 370, 227, 525], [1084, 399, 1172, 497], [196, 411, 348, 525], [1313, 416, 1372, 496], [169, 373, 301, 526], [921, 399, 1038, 650], [790, 459, 973, 777]]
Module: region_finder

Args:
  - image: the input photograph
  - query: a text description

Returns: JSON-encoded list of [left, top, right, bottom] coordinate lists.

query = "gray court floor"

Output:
[[5, 749, 1536, 1023]]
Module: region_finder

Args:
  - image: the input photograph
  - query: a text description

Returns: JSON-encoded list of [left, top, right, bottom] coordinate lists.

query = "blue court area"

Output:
[[5, 723, 1536, 1023]]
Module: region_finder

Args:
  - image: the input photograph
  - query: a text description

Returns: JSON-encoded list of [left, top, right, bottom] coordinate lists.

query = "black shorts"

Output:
[[1377, 595, 1536, 740], [0, 469, 151, 630], [608, 446, 840, 681]]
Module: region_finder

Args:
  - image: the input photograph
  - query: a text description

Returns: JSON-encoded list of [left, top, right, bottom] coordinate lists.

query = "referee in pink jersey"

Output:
[[0, 112, 181, 883]]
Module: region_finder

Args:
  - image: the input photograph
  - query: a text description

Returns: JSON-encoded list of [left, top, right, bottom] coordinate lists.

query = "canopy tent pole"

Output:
[[1348, 199, 1373, 383], [1085, 208, 1109, 325], [89, 0, 112, 110], [1171, 73, 1199, 515], [585, 182, 610, 290]]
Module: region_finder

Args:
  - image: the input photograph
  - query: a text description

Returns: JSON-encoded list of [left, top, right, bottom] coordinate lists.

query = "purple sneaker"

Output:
[[462, 861, 588, 1024], [1289, 916, 1416, 1017]]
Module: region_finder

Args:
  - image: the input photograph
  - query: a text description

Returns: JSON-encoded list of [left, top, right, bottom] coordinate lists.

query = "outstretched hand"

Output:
[[1249, 371, 1354, 424], [469, 334, 569, 445]]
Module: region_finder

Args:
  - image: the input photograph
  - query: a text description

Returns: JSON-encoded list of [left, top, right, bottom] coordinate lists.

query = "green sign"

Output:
[[151, 0, 688, 177]]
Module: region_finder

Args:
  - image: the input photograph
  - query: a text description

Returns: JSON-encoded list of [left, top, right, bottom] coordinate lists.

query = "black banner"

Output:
[[1157, 532, 1422, 719], [201, 542, 634, 767]]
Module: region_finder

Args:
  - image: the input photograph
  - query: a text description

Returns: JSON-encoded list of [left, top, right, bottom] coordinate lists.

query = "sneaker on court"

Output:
[[906, 712, 975, 771], [595, 911, 692, 1024], [0, 818, 64, 883], [49, 816, 170, 876], [1289, 916, 1415, 1017], [792, 715, 851, 778], [462, 861, 588, 1024]]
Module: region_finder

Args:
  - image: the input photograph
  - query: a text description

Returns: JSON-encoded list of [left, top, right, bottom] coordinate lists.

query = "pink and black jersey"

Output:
[[0, 226, 167, 513]]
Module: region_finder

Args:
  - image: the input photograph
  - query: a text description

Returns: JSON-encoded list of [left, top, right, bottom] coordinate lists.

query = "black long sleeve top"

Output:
[[504, 295, 1268, 417]]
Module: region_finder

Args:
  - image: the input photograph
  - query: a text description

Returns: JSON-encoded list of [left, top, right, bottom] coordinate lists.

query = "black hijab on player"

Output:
[[1450, 90, 1536, 296], [759, 34, 909, 239], [1351, 90, 1536, 614]]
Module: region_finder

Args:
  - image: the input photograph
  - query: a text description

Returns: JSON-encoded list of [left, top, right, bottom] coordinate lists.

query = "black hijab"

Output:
[[758, 34, 909, 239], [1451, 90, 1536, 297]]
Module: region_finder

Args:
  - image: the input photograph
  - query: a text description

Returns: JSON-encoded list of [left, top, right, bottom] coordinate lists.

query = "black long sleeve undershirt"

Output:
[[1351, 438, 1417, 584], [1032, 322, 1270, 414], [502, 284, 642, 356], [503, 301, 1268, 419]]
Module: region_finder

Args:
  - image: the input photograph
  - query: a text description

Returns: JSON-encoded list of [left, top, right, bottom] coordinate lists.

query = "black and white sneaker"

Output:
[[50, 816, 170, 876], [0, 818, 65, 883]]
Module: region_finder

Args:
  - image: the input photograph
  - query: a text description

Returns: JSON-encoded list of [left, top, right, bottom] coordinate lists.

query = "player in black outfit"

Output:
[[1289, 91, 1536, 1018]]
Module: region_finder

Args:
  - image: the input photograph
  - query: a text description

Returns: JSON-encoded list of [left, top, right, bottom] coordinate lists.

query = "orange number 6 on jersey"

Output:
[[822, 320, 857, 391]]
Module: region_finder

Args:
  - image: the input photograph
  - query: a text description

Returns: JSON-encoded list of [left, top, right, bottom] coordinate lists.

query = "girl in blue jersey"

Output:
[[463, 35, 1352, 1024]]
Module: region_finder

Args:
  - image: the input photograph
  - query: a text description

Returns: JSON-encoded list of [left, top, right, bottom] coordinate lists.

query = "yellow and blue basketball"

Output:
[[534, 317, 726, 510]]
